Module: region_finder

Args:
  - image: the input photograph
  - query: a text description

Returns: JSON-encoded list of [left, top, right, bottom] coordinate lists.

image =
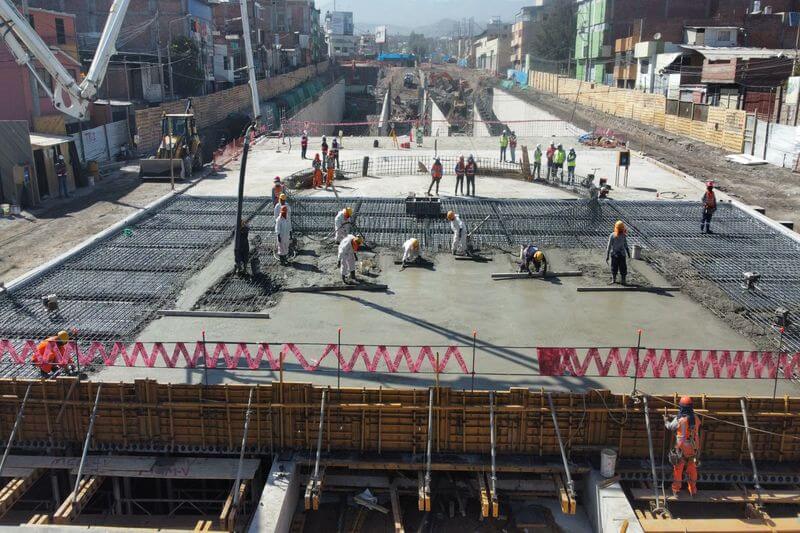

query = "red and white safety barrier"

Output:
[[0, 340, 468, 374], [537, 347, 800, 379]]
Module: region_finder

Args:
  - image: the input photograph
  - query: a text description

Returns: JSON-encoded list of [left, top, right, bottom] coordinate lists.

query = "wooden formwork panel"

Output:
[[1, 380, 799, 463]]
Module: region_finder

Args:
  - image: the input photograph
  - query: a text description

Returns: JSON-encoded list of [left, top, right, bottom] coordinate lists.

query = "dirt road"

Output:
[[500, 82, 800, 229], [0, 168, 190, 283]]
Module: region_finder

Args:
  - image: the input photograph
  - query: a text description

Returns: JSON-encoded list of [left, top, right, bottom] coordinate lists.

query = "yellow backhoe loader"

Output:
[[140, 99, 203, 179]]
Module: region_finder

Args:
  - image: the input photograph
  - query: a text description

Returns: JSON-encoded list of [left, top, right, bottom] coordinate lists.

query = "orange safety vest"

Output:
[[34, 337, 65, 373], [704, 191, 717, 210], [432, 164, 442, 179], [675, 416, 701, 456]]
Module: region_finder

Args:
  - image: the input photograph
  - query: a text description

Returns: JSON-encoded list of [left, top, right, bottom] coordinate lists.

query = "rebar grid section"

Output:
[[337, 156, 523, 177]]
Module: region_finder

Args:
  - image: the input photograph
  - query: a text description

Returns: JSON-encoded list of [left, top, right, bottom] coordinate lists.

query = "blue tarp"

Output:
[[506, 69, 529, 86], [378, 53, 416, 61]]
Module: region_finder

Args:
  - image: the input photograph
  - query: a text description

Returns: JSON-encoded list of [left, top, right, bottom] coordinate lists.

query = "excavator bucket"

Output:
[[139, 157, 185, 179]]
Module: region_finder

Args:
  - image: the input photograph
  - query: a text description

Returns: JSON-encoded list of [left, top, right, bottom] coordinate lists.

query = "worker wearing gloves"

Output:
[[533, 144, 542, 180], [401, 238, 421, 268], [701, 181, 717, 234], [338, 234, 363, 284], [334, 207, 354, 242], [234, 219, 250, 275], [312, 154, 323, 188], [606, 220, 632, 285], [465, 155, 477, 197], [454, 155, 466, 196], [273, 194, 292, 233], [519, 245, 548, 276], [275, 206, 291, 264], [33, 330, 72, 376], [665, 396, 702, 496], [428, 157, 443, 196], [447, 210, 468, 256], [566, 148, 577, 183]]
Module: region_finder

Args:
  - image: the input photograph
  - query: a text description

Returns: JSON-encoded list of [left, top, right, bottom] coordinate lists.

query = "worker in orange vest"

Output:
[[271, 178, 285, 206], [33, 330, 71, 376], [427, 157, 443, 196], [701, 181, 717, 234], [312, 154, 323, 188], [665, 396, 702, 496]]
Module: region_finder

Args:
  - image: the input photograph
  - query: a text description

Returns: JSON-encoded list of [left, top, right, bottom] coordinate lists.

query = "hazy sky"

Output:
[[316, 0, 530, 28]]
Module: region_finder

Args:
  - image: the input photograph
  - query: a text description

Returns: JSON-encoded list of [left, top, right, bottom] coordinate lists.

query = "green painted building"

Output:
[[574, 0, 612, 84]]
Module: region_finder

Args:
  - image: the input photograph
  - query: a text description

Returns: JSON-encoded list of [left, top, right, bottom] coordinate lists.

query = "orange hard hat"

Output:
[[679, 396, 693, 406], [446, 211, 455, 221]]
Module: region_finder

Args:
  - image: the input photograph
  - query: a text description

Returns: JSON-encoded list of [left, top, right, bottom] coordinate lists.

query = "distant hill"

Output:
[[356, 19, 463, 38]]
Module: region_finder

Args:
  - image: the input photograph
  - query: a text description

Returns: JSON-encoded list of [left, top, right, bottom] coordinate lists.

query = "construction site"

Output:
[[2, 6, 800, 528]]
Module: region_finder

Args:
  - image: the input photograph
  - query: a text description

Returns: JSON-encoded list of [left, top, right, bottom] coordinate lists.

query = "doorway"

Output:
[[33, 148, 49, 198]]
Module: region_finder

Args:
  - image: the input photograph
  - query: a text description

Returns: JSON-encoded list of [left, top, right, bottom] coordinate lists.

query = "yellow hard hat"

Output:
[[57, 330, 69, 343], [411, 238, 420, 249], [446, 211, 455, 221], [345, 207, 353, 218], [279, 193, 286, 201], [534, 251, 544, 261], [614, 220, 626, 234]]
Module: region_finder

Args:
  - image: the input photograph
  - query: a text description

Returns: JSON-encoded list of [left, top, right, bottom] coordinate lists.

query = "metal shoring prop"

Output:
[[305, 388, 327, 511], [0, 383, 32, 476], [740, 398, 764, 507], [488, 391, 498, 517], [547, 392, 575, 504], [70, 384, 102, 520], [422, 387, 433, 512], [642, 396, 667, 515], [231, 388, 254, 511]]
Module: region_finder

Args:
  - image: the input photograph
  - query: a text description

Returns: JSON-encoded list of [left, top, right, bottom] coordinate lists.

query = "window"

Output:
[[34, 68, 53, 98], [55, 18, 66, 45], [223, 56, 230, 70], [716, 30, 731, 42]]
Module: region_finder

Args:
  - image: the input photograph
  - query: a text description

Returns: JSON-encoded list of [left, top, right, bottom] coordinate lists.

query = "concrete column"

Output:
[[246, 459, 298, 533], [582, 470, 644, 533]]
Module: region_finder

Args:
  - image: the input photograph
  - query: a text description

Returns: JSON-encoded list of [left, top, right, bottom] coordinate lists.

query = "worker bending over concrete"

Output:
[[447, 211, 468, 255], [276, 206, 291, 264], [33, 330, 72, 376], [665, 396, 702, 496], [428, 158, 443, 196], [701, 181, 717, 234], [606, 220, 632, 285], [519, 245, 548, 276], [338, 234, 363, 284], [401, 238, 421, 268], [334, 207, 354, 242]]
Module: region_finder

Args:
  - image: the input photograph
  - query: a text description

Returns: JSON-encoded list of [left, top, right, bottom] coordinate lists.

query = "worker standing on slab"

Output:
[[665, 396, 702, 497], [321, 136, 329, 170], [533, 144, 542, 180], [326, 153, 336, 189], [335, 207, 354, 242], [331, 137, 340, 169], [606, 220, 632, 285], [509, 131, 518, 163], [500, 131, 509, 162], [276, 206, 291, 264], [312, 154, 323, 188], [300, 130, 309, 160], [567, 148, 577, 183], [415, 122, 423, 147], [428, 158, 443, 196], [454, 155, 466, 196], [56, 154, 69, 198], [338, 234, 363, 284], [546, 143, 555, 179], [271, 177, 284, 206], [33, 330, 72, 376], [519, 245, 548, 276], [701, 181, 717, 234], [274, 194, 291, 233], [465, 155, 477, 197], [401, 238, 421, 267], [554, 144, 566, 181], [234, 219, 251, 275], [447, 211, 468, 255]]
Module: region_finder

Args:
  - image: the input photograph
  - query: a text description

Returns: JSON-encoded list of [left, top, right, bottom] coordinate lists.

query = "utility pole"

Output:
[[155, 9, 165, 100], [240, 0, 261, 122]]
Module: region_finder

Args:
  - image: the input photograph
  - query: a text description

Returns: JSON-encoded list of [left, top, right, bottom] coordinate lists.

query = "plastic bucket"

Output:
[[601, 448, 617, 478], [632, 244, 642, 260]]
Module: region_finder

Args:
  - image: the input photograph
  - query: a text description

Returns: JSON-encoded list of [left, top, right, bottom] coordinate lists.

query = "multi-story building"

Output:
[[325, 11, 356, 59], [358, 33, 377, 58], [473, 22, 511, 75], [509, 2, 552, 70]]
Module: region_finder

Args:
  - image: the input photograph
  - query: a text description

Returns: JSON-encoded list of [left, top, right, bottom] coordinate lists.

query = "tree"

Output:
[[529, 0, 577, 67], [169, 36, 204, 97], [408, 32, 429, 59]]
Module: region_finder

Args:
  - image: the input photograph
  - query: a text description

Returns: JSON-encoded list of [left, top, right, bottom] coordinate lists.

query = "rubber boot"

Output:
[[621, 274, 627, 286], [350, 271, 358, 283], [342, 275, 349, 285], [609, 275, 617, 285]]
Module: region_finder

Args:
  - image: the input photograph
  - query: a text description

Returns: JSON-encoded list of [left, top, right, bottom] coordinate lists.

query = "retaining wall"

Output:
[[430, 97, 449, 137], [287, 80, 346, 137]]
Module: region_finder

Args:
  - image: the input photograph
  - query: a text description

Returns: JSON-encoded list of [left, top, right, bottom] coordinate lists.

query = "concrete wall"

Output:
[[492, 89, 586, 137], [377, 90, 391, 136], [247, 460, 299, 533], [288, 80, 346, 137], [430, 97, 450, 137], [748, 121, 800, 169], [134, 61, 329, 152], [582, 470, 644, 533], [472, 103, 492, 137]]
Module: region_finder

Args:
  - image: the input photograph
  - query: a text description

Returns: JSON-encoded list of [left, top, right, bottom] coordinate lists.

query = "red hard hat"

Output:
[[679, 396, 693, 406], [706, 181, 714, 188], [274, 176, 281, 183]]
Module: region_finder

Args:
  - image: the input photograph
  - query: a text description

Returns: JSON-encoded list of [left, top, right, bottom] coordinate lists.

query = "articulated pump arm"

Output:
[[0, 0, 131, 119]]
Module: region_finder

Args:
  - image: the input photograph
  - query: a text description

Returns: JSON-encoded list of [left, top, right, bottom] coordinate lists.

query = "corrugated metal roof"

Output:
[[680, 45, 799, 61]]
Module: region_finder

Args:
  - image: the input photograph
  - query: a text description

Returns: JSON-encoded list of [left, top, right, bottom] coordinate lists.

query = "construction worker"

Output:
[[276, 206, 291, 264], [665, 396, 702, 496], [271, 177, 284, 206], [567, 148, 577, 183], [312, 154, 323, 188], [499, 131, 509, 162], [428, 158, 443, 196], [331, 137, 340, 169], [33, 330, 72, 376], [234, 218, 250, 275], [533, 144, 542, 180], [415, 122, 423, 147], [454, 155, 466, 196], [56, 154, 69, 198], [273, 194, 291, 233], [554, 144, 566, 180], [447, 211, 468, 255], [465, 155, 477, 197], [338, 234, 363, 283], [546, 143, 555, 179], [519, 245, 548, 276], [321, 136, 329, 170], [335, 207, 354, 242], [325, 153, 336, 188], [701, 181, 717, 234], [401, 238, 421, 267], [606, 220, 632, 285], [300, 130, 309, 160], [509, 131, 518, 163]]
